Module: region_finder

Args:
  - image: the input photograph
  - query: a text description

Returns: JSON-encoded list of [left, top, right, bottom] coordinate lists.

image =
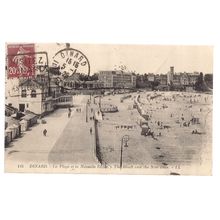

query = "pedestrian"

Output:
[[90, 127, 92, 135], [43, 129, 47, 136]]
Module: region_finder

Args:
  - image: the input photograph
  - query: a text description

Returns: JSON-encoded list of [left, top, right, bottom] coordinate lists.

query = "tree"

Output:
[[151, 81, 159, 90], [91, 73, 98, 81], [204, 74, 213, 89], [169, 81, 174, 91]]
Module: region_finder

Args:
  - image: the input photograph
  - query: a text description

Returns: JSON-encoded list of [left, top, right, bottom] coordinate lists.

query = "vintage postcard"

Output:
[[4, 43, 213, 175]]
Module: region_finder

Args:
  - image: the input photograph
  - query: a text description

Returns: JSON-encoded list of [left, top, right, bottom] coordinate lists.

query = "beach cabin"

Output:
[[21, 113, 38, 128], [5, 129, 12, 146], [5, 117, 21, 139], [20, 119, 28, 132]]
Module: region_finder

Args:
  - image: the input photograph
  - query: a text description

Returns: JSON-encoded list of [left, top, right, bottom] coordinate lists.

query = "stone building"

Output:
[[98, 71, 136, 88]]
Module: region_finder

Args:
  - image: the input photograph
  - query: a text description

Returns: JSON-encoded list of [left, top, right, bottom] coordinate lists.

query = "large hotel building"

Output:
[[98, 71, 136, 88]]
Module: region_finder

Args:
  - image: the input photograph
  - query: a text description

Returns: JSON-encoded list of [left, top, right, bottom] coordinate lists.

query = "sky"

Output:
[[35, 43, 213, 74]]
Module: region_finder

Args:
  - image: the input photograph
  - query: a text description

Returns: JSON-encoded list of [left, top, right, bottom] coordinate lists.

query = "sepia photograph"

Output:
[[4, 43, 213, 175], [1, 1, 220, 220]]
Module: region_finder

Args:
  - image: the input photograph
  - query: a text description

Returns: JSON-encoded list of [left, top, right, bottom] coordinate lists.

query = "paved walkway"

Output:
[[5, 95, 99, 168], [48, 96, 99, 165], [5, 108, 71, 165]]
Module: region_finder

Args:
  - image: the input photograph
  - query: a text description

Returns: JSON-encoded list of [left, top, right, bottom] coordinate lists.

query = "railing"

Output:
[[94, 119, 103, 165], [53, 95, 73, 107]]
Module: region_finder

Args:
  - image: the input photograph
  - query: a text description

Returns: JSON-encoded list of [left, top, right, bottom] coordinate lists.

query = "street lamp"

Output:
[[120, 135, 129, 169], [86, 101, 88, 122], [99, 95, 101, 108]]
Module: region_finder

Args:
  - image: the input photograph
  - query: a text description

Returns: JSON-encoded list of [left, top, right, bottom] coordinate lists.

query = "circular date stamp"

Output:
[[52, 47, 90, 78]]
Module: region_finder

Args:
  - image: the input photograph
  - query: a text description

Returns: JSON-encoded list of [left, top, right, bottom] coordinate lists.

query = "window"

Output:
[[21, 89, 27, 98], [31, 90, 37, 98]]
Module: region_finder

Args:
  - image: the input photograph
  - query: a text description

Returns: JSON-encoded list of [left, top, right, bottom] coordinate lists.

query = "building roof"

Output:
[[99, 70, 135, 75], [85, 80, 103, 84], [5, 117, 20, 126], [64, 75, 81, 83], [21, 113, 38, 120], [19, 79, 44, 87]]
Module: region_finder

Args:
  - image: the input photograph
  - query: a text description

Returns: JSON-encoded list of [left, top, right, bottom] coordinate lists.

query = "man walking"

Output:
[[68, 107, 72, 118], [43, 129, 47, 136]]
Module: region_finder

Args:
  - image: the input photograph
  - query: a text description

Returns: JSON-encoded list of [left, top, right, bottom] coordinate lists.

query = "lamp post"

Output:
[[99, 95, 101, 108], [120, 135, 129, 169], [86, 102, 88, 122]]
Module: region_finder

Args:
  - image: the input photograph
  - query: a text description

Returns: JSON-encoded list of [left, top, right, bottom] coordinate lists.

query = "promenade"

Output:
[[48, 95, 98, 165], [5, 95, 99, 169]]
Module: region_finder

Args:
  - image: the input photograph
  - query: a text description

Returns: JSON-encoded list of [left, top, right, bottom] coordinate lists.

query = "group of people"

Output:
[[137, 91, 210, 140], [76, 108, 82, 113], [115, 124, 137, 130], [192, 129, 202, 135], [67, 107, 83, 118]]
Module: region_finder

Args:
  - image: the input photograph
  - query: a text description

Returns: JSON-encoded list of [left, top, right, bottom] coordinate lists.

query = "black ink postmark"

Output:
[[51, 46, 90, 90], [52, 47, 90, 77]]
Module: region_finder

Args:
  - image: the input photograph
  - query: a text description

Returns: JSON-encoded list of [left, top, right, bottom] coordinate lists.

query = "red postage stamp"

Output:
[[7, 44, 35, 78]]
